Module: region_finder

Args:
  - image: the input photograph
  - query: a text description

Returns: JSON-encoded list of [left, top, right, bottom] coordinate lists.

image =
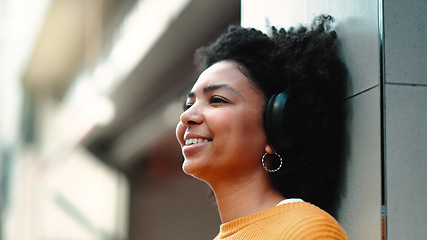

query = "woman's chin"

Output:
[[181, 159, 198, 176], [182, 159, 208, 181]]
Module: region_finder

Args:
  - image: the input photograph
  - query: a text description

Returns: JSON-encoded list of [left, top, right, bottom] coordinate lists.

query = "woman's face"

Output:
[[176, 61, 269, 183]]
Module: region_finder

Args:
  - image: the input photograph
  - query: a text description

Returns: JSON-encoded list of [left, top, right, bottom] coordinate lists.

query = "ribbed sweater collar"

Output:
[[217, 202, 308, 239]]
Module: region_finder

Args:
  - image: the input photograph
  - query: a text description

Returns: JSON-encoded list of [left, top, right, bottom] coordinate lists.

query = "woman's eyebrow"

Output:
[[186, 84, 240, 99], [203, 84, 240, 95]]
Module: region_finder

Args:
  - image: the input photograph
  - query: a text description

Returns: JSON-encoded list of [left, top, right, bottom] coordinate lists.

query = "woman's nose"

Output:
[[180, 104, 203, 126]]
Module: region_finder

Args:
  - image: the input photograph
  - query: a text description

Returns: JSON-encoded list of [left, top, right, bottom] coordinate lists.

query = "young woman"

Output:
[[176, 15, 349, 240]]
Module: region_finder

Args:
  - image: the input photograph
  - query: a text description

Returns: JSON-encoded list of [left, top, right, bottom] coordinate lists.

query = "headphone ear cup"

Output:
[[264, 91, 292, 151]]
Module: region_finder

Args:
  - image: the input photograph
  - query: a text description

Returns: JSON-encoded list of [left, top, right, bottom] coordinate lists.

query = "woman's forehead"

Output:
[[191, 61, 251, 93]]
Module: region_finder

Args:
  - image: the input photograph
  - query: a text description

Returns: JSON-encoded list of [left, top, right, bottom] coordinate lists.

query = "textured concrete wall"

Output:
[[383, 0, 427, 239]]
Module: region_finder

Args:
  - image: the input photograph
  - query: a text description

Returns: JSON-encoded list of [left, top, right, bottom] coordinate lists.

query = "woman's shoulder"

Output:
[[275, 201, 334, 219], [267, 202, 349, 240], [215, 202, 348, 240]]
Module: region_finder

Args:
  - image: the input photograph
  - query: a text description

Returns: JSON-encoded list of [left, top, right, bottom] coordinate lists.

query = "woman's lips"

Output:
[[182, 139, 212, 155]]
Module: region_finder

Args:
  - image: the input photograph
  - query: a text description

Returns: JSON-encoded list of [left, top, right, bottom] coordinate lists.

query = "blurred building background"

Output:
[[0, 0, 239, 239], [0, 0, 425, 240]]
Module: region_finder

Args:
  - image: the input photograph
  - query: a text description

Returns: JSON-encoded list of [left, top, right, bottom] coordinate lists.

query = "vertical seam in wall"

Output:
[[378, 0, 387, 239]]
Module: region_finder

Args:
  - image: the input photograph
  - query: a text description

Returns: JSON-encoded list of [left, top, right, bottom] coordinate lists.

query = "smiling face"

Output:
[[176, 61, 270, 184]]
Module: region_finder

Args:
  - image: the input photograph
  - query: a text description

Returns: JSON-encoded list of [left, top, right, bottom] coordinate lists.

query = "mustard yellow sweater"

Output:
[[214, 202, 348, 240]]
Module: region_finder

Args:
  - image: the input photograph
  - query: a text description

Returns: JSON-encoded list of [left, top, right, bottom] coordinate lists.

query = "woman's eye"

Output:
[[210, 96, 228, 104]]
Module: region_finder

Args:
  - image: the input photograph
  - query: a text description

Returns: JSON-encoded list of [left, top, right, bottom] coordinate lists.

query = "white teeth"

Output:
[[185, 138, 209, 146]]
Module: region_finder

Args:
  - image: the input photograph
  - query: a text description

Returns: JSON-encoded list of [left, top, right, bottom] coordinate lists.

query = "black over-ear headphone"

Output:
[[264, 88, 294, 152]]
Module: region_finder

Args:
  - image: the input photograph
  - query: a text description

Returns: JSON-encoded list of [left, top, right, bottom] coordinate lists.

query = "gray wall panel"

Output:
[[385, 84, 427, 239], [384, 0, 427, 238], [384, 0, 427, 85], [338, 88, 382, 240]]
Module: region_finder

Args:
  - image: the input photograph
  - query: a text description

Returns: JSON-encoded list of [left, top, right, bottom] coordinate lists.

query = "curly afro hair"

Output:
[[194, 15, 347, 215]]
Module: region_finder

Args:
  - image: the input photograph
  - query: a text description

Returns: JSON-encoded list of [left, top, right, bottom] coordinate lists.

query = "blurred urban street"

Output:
[[0, 0, 239, 239]]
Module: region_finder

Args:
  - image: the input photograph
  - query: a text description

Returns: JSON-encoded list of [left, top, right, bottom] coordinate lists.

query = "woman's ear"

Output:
[[265, 145, 275, 154]]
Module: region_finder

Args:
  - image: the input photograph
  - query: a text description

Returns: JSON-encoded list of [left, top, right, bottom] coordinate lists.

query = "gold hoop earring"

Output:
[[262, 152, 283, 172]]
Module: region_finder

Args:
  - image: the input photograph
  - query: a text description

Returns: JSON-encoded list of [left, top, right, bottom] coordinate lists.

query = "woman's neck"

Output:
[[210, 173, 284, 223]]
